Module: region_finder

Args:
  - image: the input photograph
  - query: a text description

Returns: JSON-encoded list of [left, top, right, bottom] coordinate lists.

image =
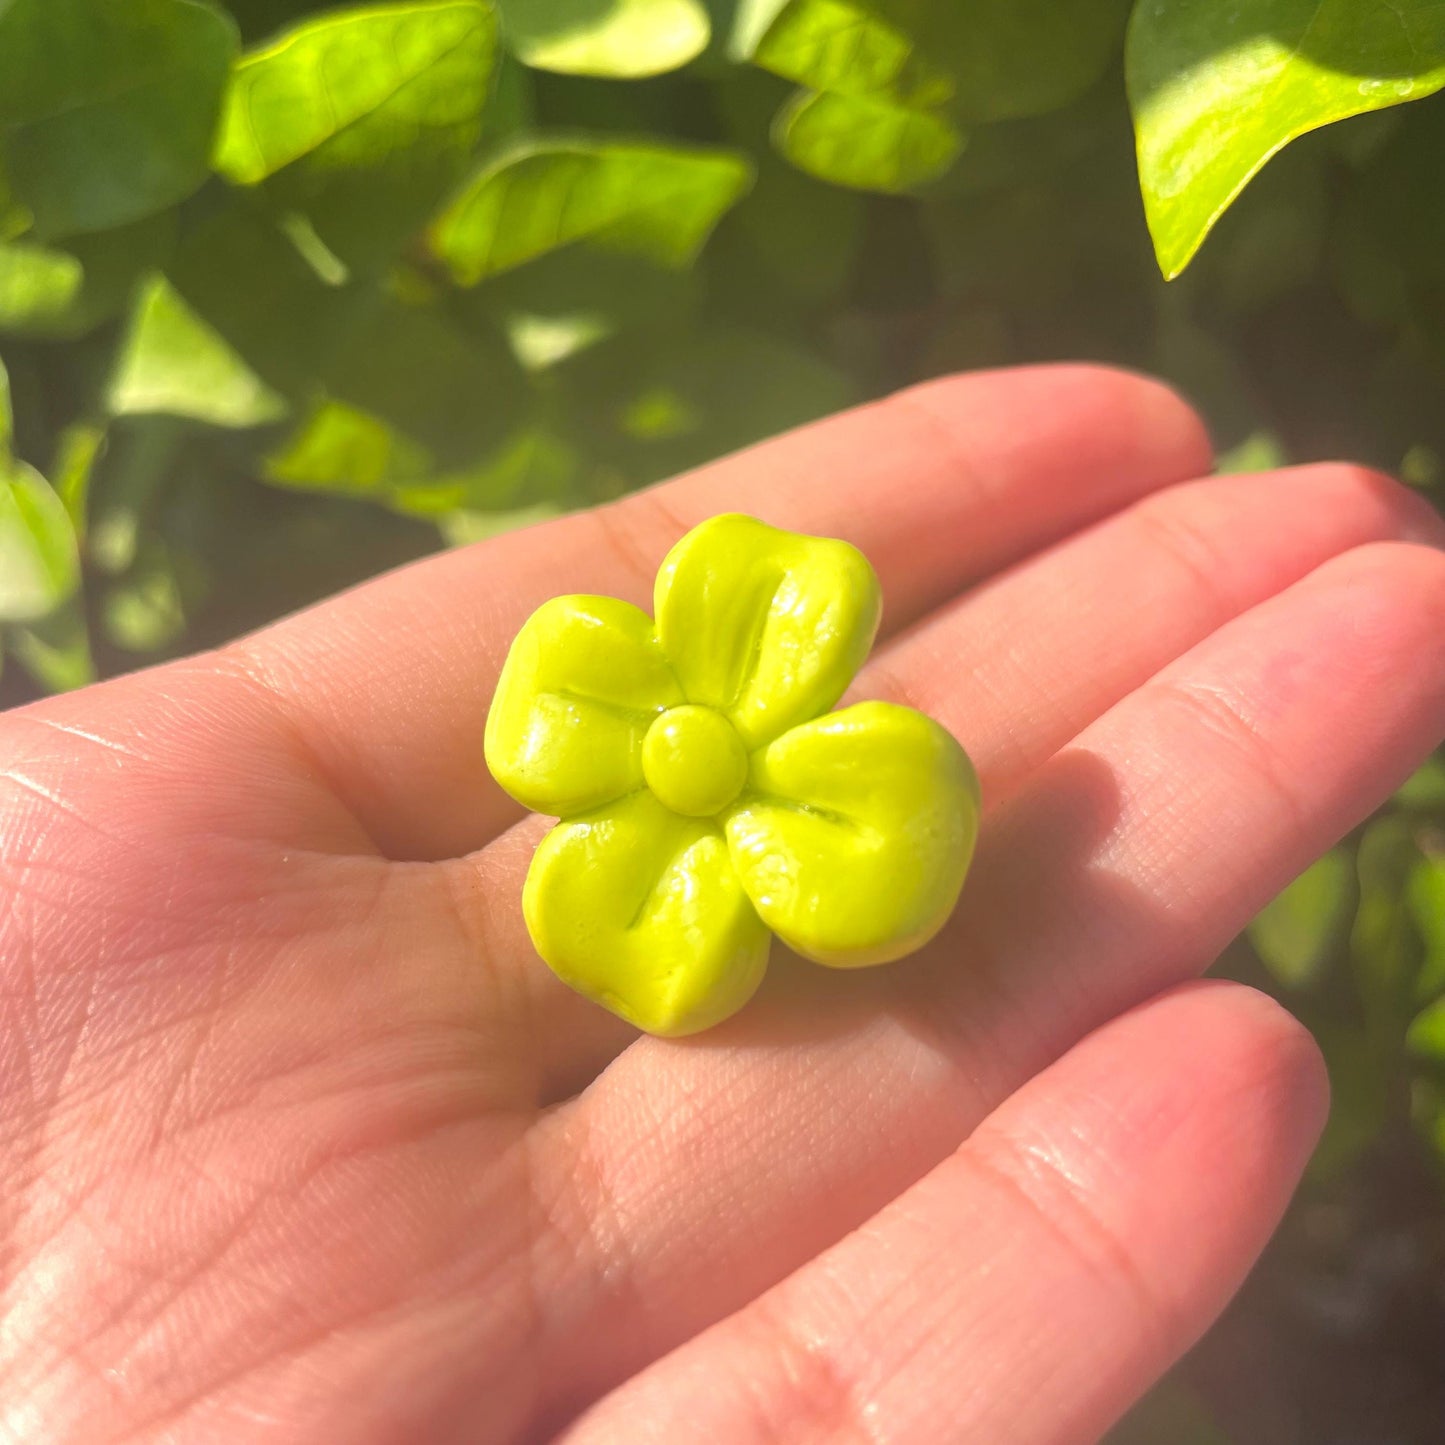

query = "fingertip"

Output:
[[1258, 463, 1445, 550], [908, 363, 1214, 488], [1138, 979, 1330, 1158]]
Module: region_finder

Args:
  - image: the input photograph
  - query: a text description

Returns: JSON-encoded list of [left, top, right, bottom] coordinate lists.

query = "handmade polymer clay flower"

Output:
[[484, 514, 980, 1036]]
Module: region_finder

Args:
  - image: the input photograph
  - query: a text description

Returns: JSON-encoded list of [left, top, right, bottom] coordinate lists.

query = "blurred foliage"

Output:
[[2, 1, 1445, 1438]]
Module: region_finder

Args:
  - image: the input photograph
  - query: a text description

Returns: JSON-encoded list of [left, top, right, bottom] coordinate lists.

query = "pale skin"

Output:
[[3, 365, 1445, 1444]]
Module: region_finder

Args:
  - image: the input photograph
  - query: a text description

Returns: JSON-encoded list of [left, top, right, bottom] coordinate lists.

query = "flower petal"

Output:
[[524, 790, 772, 1036], [654, 514, 881, 749], [724, 701, 979, 967], [485, 595, 683, 817]]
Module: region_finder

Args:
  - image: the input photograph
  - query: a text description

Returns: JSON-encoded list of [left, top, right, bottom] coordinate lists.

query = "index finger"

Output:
[[226, 365, 1209, 860]]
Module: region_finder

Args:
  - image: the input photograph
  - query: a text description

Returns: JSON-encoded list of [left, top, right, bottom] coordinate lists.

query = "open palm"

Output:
[[4, 366, 1443, 1444]]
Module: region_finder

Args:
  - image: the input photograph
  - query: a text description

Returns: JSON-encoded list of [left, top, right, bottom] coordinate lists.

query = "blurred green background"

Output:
[[2, 1, 1445, 1438]]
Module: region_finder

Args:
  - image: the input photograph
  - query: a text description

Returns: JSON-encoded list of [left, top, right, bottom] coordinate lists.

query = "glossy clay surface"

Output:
[[485, 513, 979, 1036]]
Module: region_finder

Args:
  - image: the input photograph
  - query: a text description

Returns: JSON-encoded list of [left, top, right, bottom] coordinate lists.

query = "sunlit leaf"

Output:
[[774, 88, 961, 192], [108, 275, 290, 429], [496, 0, 709, 77], [266, 398, 433, 498], [1215, 430, 1287, 475], [1128, 0, 1445, 278], [1351, 815, 1426, 1030], [0, 0, 237, 238], [441, 499, 563, 545], [750, 0, 1123, 121], [86, 419, 184, 575], [1397, 756, 1445, 810], [750, 0, 949, 105], [1408, 995, 1445, 1062], [727, 0, 792, 59], [214, 1, 499, 272], [0, 353, 11, 461], [0, 212, 175, 339], [0, 163, 30, 240], [102, 542, 195, 653], [267, 399, 577, 518], [50, 421, 104, 534], [0, 460, 80, 622], [8, 596, 93, 691], [0, 243, 80, 334], [430, 137, 753, 283], [215, 2, 492, 184], [1248, 848, 1353, 990], [1409, 853, 1445, 1002], [395, 426, 577, 516]]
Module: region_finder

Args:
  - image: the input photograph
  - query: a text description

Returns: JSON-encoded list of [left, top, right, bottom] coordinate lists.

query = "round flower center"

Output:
[[642, 705, 749, 818]]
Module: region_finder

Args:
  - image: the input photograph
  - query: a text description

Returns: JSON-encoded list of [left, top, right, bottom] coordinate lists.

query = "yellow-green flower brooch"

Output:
[[485, 514, 979, 1036]]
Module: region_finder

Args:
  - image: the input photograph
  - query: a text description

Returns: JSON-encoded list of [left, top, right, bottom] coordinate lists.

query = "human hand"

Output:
[[3, 366, 1443, 1444]]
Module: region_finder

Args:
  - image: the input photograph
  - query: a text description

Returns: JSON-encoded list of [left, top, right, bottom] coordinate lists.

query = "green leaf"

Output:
[[267, 399, 576, 518], [0, 0, 237, 238], [102, 542, 195, 653], [1215, 430, 1287, 475], [215, 2, 492, 184], [1351, 815, 1426, 1030], [774, 89, 961, 193], [325, 296, 522, 463], [108, 275, 290, 429], [265, 398, 432, 501], [1248, 848, 1353, 990], [0, 212, 176, 339], [922, 0, 1127, 123], [1408, 853, 1445, 1001], [214, 1, 499, 272], [0, 460, 81, 622], [558, 322, 855, 485], [0, 242, 81, 335], [750, 0, 950, 106], [50, 421, 105, 534], [728, 157, 863, 301], [1310, 1019, 1394, 1180], [467, 248, 699, 370], [165, 201, 363, 397], [0, 163, 31, 240], [749, 0, 1124, 121], [0, 352, 11, 461], [745, 2, 965, 195], [1408, 994, 1445, 1062], [87, 419, 185, 576], [727, 0, 793, 59], [1398, 757, 1445, 810], [441, 499, 563, 545], [429, 137, 753, 283], [496, 0, 709, 77], [1411, 1075, 1445, 1169], [1128, 0, 1445, 279], [8, 595, 93, 691]]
